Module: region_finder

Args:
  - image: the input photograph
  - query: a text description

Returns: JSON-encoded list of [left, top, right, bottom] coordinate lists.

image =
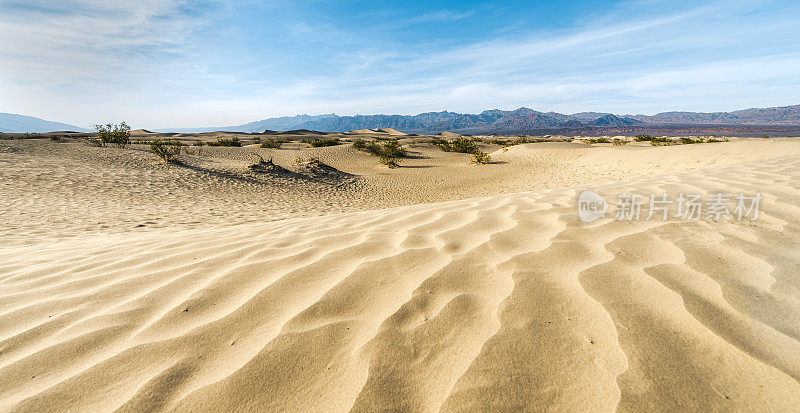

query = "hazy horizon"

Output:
[[2, 0, 799, 129]]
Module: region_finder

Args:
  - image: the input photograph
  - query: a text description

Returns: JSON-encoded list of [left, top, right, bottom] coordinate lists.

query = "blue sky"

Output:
[[1, 0, 799, 128]]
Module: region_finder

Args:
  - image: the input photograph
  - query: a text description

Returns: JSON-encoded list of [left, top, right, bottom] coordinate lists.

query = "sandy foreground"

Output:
[[1, 137, 799, 411]]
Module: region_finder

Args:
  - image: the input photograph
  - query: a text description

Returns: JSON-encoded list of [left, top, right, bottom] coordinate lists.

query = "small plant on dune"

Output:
[[431, 137, 481, 153], [193, 140, 206, 146], [308, 137, 341, 147], [450, 137, 480, 153], [680, 137, 704, 144], [706, 137, 729, 143], [294, 155, 323, 165], [472, 150, 492, 164], [431, 137, 494, 165], [207, 137, 242, 147], [354, 139, 407, 167], [650, 137, 674, 146], [635, 134, 654, 142], [380, 140, 407, 158], [588, 138, 611, 144], [612, 138, 628, 146], [151, 139, 183, 164], [379, 154, 400, 168], [494, 136, 542, 147], [363, 141, 383, 156], [260, 138, 285, 149], [762, 135, 770, 139], [95, 122, 131, 148]]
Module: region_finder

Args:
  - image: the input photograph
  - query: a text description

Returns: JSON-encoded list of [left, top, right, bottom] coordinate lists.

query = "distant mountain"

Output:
[[0, 113, 89, 133], [632, 104, 800, 125], [164, 114, 338, 133], [282, 108, 643, 134], [586, 114, 641, 127]]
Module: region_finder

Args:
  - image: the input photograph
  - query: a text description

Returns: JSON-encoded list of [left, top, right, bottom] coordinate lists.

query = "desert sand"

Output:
[[1, 136, 799, 411]]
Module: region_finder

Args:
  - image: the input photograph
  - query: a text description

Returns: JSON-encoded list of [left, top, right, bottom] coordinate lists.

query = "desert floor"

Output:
[[1, 136, 799, 411]]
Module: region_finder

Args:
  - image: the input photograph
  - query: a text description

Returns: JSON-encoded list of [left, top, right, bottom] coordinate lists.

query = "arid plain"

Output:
[[1, 131, 799, 411]]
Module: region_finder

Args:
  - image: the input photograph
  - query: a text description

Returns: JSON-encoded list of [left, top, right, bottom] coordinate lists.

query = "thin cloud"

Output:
[[410, 10, 475, 23]]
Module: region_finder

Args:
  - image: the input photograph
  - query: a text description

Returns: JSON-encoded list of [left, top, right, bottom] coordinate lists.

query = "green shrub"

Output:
[[650, 137, 673, 146], [472, 150, 492, 164], [495, 137, 538, 147], [706, 138, 728, 143], [379, 154, 399, 168], [635, 134, 654, 141], [429, 138, 450, 150], [207, 137, 242, 147], [680, 137, 704, 144], [260, 138, 285, 149], [95, 122, 131, 148], [380, 140, 407, 158], [353, 139, 407, 167], [613, 138, 628, 146], [431, 137, 480, 153], [588, 138, 611, 144], [308, 138, 341, 147], [151, 139, 183, 164], [450, 137, 480, 153]]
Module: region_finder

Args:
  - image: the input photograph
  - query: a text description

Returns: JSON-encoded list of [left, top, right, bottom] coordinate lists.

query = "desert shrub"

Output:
[[193, 141, 206, 146], [50, 135, 62, 142], [680, 137, 704, 144], [649, 137, 673, 146], [706, 138, 728, 143], [380, 140, 407, 158], [588, 138, 610, 144], [429, 138, 450, 150], [354, 140, 407, 167], [95, 122, 131, 147], [495, 137, 535, 147], [207, 137, 242, 147], [472, 150, 492, 164], [762, 135, 770, 139], [151, 139, 183, 164], [260, 138, 285, 149], [612, 138, 628, 146], [431, 137, 480, 153], [450, 137, 480, 153], [379, 154, 399, 168], [308, 138, 341, 147]]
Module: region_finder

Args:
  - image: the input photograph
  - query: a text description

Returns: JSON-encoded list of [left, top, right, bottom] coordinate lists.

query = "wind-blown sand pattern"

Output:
[[1, 139, 799, 411]]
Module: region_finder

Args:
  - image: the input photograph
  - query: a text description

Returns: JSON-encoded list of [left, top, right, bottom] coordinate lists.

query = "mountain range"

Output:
[[169, 104, 800, 134], [0, 113, 90, 133], [2, 105, 799, 134]]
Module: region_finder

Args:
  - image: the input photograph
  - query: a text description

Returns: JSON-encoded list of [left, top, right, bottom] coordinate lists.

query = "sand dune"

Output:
[[1, 137, 799, 411]]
